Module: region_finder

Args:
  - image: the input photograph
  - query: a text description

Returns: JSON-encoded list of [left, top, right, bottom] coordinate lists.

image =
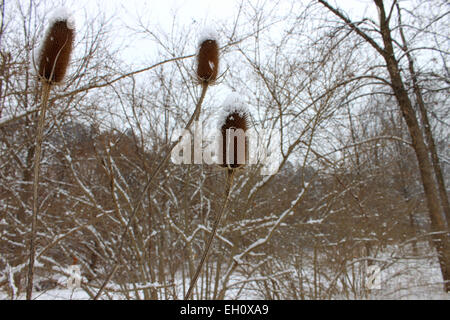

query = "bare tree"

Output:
[[318, 0, 449, 292]]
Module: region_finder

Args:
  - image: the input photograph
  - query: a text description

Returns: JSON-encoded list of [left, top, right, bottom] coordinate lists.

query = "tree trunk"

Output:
[[396, 3, 450, 225], [373, 0, 450, 292]]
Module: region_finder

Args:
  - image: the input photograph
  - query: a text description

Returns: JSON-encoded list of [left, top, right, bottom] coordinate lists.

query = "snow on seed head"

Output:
[[198, 27, 219, 47], [217, 93, 250, 129], [197, 27, 219, 85], [218, 93, 250, 169], [37, 7, 75, 84], [49, 7, 76, 30]]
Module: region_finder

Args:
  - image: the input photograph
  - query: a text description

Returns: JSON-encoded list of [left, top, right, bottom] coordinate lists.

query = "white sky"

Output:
[[10, 0, 426, 69], [6, 0, 443, 162], [42, 0, 377, 66], [51, 0, 245, 65]]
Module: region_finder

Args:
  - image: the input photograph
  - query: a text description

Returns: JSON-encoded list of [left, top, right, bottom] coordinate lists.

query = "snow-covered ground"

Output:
[[366, 255, 449, 300], [2, 243, 449, 300]]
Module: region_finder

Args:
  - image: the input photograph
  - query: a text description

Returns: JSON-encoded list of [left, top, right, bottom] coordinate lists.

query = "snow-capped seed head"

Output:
[[197, 28, 219, 84], [37, 7, 75, 84], [198, 27, 219, 47], [218, 93, 249, 169], [49, 7, 76, 30], [217, 93, 249, 128]]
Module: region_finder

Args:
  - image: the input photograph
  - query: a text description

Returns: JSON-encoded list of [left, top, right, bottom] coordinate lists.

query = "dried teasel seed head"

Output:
[[217, 93, 250, 169], [37, 7, 75, 84], [197, 28, 219, 84]]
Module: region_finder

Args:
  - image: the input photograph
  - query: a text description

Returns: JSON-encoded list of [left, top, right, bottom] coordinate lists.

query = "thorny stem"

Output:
[[26, 82, 51, 300], [94, 83, 209, 300], [185, 169, 235, 300]]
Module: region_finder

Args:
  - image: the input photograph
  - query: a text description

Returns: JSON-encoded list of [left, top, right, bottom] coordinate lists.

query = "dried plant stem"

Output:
[[185, 169, 235, 300], [94, 83, 209, 300], [26, 82, 51, 300]]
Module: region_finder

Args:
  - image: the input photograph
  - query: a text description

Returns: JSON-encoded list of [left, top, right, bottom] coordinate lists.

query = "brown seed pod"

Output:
[[197, 38, 219, 84], [218, 95, 249, 169], [38, 13, 75, 84]]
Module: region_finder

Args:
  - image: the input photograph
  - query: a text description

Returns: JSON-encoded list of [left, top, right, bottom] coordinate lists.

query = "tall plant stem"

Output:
[[94, 83, 209, 300], [185, 169, 235, 300], [26, 81, 51, 300]]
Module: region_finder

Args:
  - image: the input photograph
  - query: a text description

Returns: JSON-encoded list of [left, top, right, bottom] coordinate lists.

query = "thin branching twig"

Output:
[[94, 83, 209, 300], [185, 169, 235, 300]]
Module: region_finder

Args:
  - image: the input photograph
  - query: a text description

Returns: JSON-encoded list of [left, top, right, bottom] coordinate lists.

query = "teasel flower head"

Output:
[[196, 27, 219, 85], [36, 7, 75, 84], [218, 93, 250, 170]]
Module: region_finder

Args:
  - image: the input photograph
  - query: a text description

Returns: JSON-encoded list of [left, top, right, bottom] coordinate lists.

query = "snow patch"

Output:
[[306, 218, 323, 225], [217, 93, 250, 129], [49, 7, 76, 30], [198, 26, 219, 47], [32, 7, 75, 74]]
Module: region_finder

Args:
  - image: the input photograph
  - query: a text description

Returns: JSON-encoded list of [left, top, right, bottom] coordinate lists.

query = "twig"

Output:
[[185, 169, 235, 300], [94, 82, 209, 300]]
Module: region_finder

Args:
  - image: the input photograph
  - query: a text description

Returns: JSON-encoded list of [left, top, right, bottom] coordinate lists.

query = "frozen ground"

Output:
[[2, 263, 448, 300], [2, 243, 449, 300]]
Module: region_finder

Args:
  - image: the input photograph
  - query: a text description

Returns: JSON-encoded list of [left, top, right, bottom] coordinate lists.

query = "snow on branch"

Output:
[[0, 109, 39, 128], [221, 184, 309, 286]]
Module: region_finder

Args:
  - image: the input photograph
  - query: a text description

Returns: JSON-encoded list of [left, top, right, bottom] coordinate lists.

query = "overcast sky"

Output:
[[39, 0, 378, 66]]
